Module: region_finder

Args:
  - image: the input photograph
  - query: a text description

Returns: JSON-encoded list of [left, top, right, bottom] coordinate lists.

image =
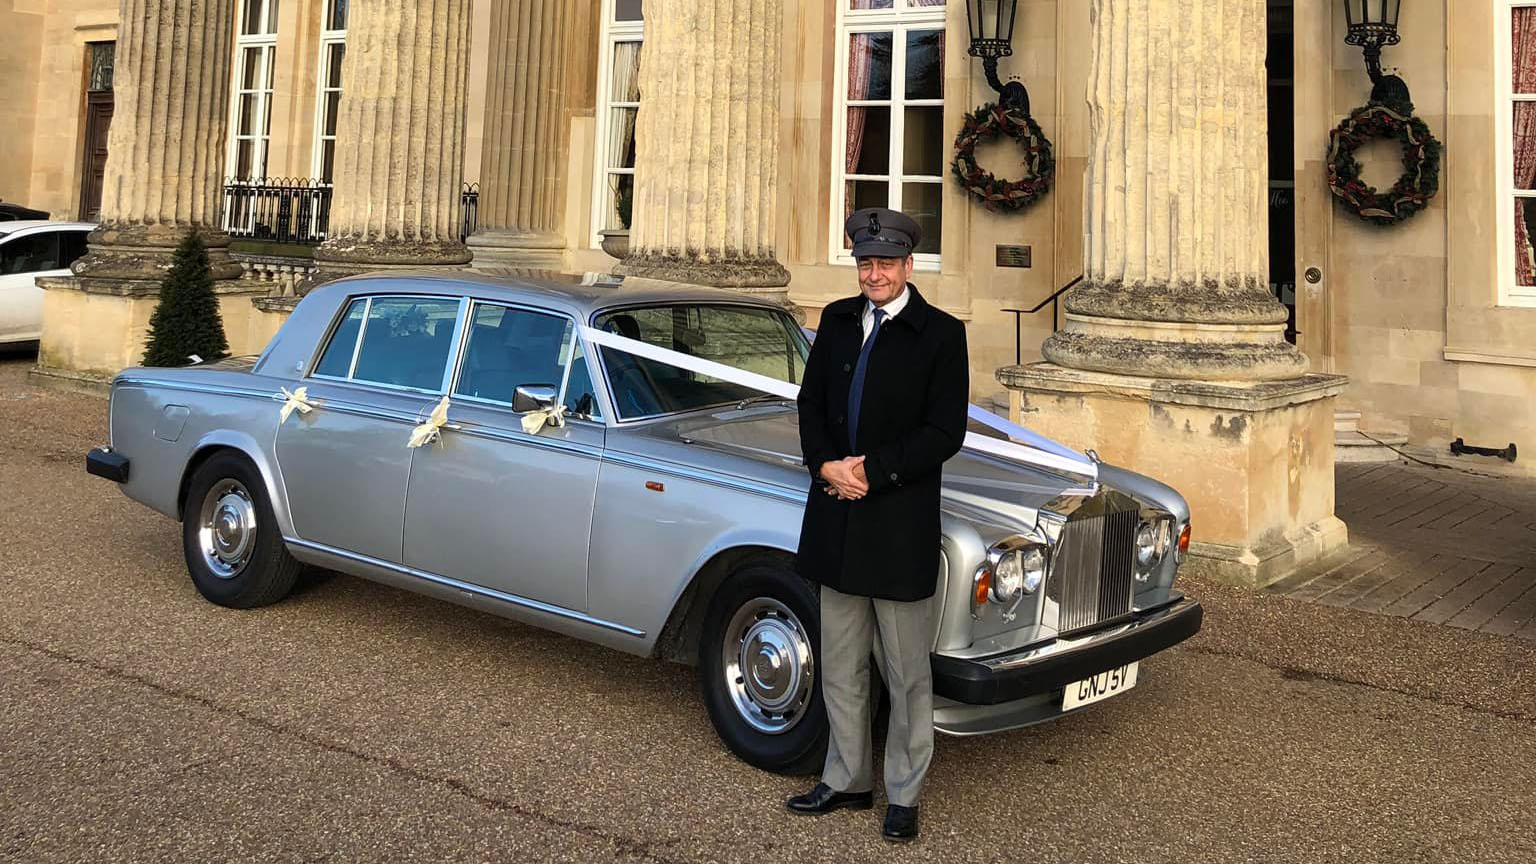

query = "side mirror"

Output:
[[512, 384, 558, 413]]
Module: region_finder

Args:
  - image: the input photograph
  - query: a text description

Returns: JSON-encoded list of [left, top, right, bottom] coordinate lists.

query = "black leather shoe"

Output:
[[785, 783, 873, 815], [882, 804, 919, 842]]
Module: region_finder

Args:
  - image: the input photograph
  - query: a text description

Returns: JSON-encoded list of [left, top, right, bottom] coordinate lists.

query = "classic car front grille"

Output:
[[1047, 497, 1138, 635]]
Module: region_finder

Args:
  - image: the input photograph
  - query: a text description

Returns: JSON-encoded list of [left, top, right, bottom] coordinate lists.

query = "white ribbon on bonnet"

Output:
[[579, 326, 1098, 480]]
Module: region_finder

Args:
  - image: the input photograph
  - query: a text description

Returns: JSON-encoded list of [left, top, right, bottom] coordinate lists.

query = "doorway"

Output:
[[1267, 0, 1297, 344], [77, 42, 115, 222]]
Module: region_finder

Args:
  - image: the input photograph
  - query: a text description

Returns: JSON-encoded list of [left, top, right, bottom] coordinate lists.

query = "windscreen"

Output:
[[593, 304, 809, 420]]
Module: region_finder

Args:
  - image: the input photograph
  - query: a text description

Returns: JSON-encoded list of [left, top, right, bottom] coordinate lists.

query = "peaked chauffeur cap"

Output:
[[845, 207, 921, 259]]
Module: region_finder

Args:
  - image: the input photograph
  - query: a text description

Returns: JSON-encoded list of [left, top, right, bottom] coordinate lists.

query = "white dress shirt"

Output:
[[861, 284, 911, 344]]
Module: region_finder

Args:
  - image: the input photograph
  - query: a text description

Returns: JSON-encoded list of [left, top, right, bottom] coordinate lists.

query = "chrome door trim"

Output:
[[598, 450, 805, 505], [113, 378, 277, 401], [284, 536, 647, 638]]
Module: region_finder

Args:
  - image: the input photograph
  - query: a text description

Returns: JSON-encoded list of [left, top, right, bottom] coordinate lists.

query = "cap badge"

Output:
[[867, 212, 882, 237]]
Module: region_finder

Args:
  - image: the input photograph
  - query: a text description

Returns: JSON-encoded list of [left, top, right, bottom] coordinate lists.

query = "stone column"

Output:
[[614, 0, 790, 294], [34, 0, 266, 382], [1042, 0, 1303, 380], [467, 0, 570, 269], [999, 0, 1349, 586], [311, 0, 473, 282], [71, 0, 241, 283]]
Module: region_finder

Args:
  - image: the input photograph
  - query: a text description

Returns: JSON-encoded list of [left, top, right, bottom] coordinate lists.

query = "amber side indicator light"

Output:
[[1178, 523, 1191, 556], [973, 569, 993, 607], [645, 481, 665, 492]]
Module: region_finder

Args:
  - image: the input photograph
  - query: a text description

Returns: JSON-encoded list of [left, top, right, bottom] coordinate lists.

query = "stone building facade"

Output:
[[2, 0, 1533, 579]]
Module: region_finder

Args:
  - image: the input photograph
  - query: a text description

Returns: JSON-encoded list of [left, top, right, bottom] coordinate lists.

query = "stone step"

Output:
[[1335, 429, 1408, 463], [1334, 409, 1361, 434]]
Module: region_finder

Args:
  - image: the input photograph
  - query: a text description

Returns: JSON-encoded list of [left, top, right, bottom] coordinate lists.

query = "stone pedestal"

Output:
[[311, 0, 473, 284], [1001, 0, 1348, 586], [36, 0, 241, 381], [614, 0, 790, 295], [1001, 365, 1349, 586], [467, 0, 570, 270]]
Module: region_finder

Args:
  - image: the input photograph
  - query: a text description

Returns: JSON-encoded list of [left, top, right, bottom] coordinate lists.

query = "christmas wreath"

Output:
[[1326, 101, 1442, 226], [951, 101, 1055, 214]]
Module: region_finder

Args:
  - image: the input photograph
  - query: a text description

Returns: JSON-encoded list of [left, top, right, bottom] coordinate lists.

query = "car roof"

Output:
[[0, 220, 96, 237], [311, 270, 794, 321]]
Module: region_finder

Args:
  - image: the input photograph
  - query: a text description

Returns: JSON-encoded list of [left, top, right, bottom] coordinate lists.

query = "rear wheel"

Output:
[[698, 564, 828, 774], [180, 451, 300, 609]]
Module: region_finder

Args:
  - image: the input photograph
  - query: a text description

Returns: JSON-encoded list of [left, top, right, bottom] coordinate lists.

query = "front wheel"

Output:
[[698, 564, 828, 774]]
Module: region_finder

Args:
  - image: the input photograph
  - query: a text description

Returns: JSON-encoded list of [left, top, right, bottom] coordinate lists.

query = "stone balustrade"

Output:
[[232, 253, 317, 298]]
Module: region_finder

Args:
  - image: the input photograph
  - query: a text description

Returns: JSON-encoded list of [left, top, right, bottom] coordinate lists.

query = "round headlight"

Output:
[[992, 551, 1025, 603], [1135, 522, 1159, 568], [1020, 546, 1046, 594]]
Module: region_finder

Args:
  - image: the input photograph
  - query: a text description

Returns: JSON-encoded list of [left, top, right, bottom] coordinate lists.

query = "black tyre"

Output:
[[698, 564, 829, 774], [180, 451, 301, 609]]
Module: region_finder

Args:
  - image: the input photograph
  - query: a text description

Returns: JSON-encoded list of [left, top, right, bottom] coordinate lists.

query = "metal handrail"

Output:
[[1001, 275, 1082, 365]]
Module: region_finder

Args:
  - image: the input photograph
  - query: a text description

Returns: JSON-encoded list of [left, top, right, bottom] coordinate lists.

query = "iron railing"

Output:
[[1001, 274, 1081, 364], [222, 178, 332, 245], [460, 182, 479, 242]]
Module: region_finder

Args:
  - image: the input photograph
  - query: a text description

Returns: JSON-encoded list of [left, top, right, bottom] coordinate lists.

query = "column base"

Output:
[[73, 223, 243, 282], [466, 229, 566, 269], [615, 252, 791, 293], [998, 362, 1350, 587], [306, 237, 473, 292], [35, 274, 266, 378]]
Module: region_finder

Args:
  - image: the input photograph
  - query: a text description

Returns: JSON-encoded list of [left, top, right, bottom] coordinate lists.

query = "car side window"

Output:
[[0, 232, 61, 275], [454, 303, 573, 409], [59, 231, 89, 268], [311, 296, 460, 392], [561, 334, 603, 421]]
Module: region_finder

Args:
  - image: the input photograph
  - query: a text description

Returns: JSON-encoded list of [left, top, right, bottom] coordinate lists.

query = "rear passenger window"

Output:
[[454, 304, 571, 406], [312, 296, 461, 392]]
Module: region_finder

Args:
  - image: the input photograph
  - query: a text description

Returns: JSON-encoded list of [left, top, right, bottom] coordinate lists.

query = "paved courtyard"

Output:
[[1273, 461, 1536, 640], [2, 351, 1534, 863]]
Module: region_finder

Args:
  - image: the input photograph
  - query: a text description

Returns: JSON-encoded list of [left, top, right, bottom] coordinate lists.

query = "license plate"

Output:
[[1062, 662, 1139, 710]]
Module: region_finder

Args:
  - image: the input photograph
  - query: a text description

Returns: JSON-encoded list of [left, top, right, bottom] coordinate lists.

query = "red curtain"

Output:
[[846, 34, 875, 219], [1513, 8, 1536, 286]]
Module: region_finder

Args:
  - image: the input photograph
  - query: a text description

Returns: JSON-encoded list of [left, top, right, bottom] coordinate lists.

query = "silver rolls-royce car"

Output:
[[87, 272, 1202, 772]]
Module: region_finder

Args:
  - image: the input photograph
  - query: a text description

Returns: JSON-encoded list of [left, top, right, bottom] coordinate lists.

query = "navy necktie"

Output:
[[847, 307, 886, 451]]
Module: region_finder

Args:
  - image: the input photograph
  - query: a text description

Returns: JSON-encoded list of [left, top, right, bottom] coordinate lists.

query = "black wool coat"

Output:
[[794, 284, 969, 602]]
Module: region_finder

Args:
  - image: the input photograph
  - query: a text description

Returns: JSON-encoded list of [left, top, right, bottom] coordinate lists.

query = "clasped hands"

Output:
[[820, 456, 868, 501]]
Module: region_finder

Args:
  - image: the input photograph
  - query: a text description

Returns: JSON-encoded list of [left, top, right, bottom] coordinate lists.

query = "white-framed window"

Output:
[[1497, 1, 1536, 307], [226, 0, 279, 181], [591, 0, 644, 247], [830, 0, 947, 269], [311, 0, 347, 183]]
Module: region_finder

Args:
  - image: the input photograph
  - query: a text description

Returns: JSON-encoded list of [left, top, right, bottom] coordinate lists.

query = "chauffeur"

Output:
[[786, 207, 969, 843]]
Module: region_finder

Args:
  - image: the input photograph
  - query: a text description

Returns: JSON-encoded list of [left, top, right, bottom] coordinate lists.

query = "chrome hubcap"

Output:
[[198, 479, 256, 579], [722, 597, 814, 734]]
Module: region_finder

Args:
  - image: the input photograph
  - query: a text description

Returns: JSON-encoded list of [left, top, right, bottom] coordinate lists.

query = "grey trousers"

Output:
[[818, 585, 935, 807]]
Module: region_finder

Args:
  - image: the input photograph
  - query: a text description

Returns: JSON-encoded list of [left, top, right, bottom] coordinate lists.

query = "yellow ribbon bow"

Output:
[[279, 386, 319, 423], [520, 403, 567, 435], [407, 396, 452, 448]]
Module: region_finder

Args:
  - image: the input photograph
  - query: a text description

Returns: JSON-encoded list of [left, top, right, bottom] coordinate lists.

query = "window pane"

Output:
[[563, 340, 603, 420], [594, 305, 807, 420], [901, 182, 942, 254], [843, 180, 889, 235], [610, 41, 642, 103], [263, 0, 280, 33], [846, 106, 890, 174], [352, 298, 462, 391], [327, 0, 348, 31], [847, 32, 892, 101], [609, 107, 638, 169], [314, 298, 367, 378], [321, 140, 336, 183], [0, 232, 60, 275], [615, 0, 643, 21], [851, 0, 895, 9], [907, 0, 946, 6], [241, 0, 264, 34], [905, 29, 944, 100], [236, 140, 254, 179], [326, 44, 345, 88], [87, 42, 115, 92], [1515, 7, 1536, 94], [60, 231, 89, 267], [1516, 103, 1536, 190], [455, 305, 573, 406], [324, 92, 341, 135], [903, 107, 944, 175], [263, 47, 275, 88], [604, 173, 634, 230], [241, 47, 262, 89]]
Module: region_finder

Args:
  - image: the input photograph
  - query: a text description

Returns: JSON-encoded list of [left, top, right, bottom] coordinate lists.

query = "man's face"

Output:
[[856, 255, 913, 306]]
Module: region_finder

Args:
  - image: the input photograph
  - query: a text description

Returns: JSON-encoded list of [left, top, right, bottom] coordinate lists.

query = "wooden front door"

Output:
[[78, 92, 113, 221]]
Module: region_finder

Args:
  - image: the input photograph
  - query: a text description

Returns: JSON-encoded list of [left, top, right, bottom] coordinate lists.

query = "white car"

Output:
[[0, 221, 94, 346]]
